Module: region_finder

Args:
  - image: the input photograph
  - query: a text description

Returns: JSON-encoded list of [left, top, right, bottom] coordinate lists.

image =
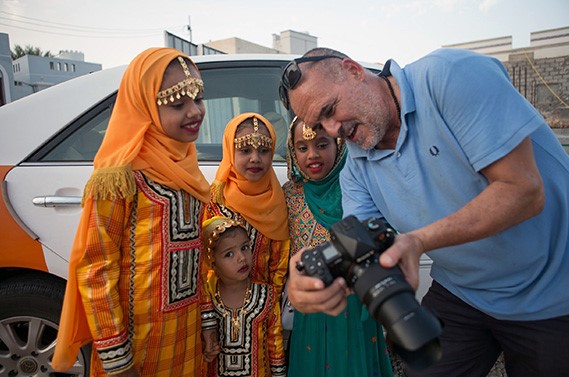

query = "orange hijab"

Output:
[[53, 47, 209, 370], [211, 112, 289, 240]]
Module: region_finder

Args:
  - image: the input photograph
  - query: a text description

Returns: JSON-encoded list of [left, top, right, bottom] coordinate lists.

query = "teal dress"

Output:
[[289, 294, 393, 377], [282, 179, 393, 377]]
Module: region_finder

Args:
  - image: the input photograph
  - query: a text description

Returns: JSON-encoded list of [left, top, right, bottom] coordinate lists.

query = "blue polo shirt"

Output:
[[341, 48, 569, 321]]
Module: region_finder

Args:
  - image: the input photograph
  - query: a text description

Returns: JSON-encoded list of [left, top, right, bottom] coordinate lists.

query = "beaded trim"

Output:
[[234, 117, 273, 149], [156, 57, 204, 106]]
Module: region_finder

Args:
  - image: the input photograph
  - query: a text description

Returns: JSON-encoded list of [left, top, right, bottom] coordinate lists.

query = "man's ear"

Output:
[[341, 58, 365, 81]]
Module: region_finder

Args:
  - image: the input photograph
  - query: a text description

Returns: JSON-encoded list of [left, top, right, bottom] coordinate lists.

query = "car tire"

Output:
[[0, 272, 91, 377]]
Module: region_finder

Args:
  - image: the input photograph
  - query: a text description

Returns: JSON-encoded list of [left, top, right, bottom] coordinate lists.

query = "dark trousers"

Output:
[[405, 281, 569, 377]]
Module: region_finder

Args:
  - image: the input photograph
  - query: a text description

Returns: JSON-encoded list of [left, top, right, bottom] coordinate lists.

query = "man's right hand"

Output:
[[379, 232, 424, 291], [287, 251, 349, 316]]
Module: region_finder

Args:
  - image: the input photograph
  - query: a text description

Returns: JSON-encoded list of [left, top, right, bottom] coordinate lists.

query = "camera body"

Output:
[[297, 215, 442, 370]]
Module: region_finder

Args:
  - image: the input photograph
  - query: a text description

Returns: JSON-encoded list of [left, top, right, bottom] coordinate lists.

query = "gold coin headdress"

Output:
[[157, 56, 204, 106], [234, 117, 273, 149]]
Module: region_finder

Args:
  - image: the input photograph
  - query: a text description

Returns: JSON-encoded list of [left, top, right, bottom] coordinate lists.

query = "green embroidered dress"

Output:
[[282, 130, 393, 377]]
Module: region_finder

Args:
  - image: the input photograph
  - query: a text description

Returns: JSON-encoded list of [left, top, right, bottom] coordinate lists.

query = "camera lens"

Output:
[[353, 263, 442, 370]]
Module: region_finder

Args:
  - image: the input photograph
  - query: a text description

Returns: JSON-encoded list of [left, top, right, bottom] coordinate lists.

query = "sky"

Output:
[[1, 0, 568, 69]]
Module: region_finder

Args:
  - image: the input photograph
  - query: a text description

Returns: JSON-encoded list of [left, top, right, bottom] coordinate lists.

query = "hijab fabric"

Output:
[[84, 47, 209, 203], [53, 47, 209, 370], [286, 118, 347, 230], [211, 112, 289, 240]]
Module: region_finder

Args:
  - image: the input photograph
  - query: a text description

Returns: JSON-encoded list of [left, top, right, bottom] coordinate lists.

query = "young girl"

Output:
[[203, 216, 286, 376], [207, 113, 289, 296], [53, 48, 216, 376], [282, 117, 393, 377]]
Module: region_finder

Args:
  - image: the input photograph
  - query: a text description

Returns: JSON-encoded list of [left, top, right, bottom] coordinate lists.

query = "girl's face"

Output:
[[157, 61, 205, 143], [213, 228, 252, 285], [233, 122, 273, 182], [293, 122, 338, 181]]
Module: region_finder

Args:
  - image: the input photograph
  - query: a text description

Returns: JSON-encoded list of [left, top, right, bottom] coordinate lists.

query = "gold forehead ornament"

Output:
[[157, 57, 204, 106], [302, 124, 317, 140], [205, 218, 246, 255], [234, 117, 273, 149]]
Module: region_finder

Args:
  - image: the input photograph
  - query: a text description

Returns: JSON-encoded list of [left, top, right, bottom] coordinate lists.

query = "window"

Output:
[[50, 62, 55, 70], [33, 61, 292, 163]]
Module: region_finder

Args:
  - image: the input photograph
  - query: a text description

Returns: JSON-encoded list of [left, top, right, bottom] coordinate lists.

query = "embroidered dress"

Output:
[[282, 117, 392, 377], [76, 172, 212, 376], [207, 280, 287, 377], [207, 112, 290, 296], [206, 202, 289, 294], [283, 182, 393, 377], [52, 48, 212, 375]]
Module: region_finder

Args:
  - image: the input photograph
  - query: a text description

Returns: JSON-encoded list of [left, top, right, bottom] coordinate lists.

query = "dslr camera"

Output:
[[296, 215, 442, 370]]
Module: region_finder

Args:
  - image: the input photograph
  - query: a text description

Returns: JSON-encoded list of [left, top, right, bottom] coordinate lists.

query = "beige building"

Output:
[[445, 26, 569, 128], [201, 30, 317, 55]]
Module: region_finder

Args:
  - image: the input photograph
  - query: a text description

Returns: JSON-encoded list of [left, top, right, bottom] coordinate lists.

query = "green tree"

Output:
[[11, 44, 53, 60]]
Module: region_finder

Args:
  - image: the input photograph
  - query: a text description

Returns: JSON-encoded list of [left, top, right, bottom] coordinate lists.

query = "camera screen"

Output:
[[322, 245, 339, 261]]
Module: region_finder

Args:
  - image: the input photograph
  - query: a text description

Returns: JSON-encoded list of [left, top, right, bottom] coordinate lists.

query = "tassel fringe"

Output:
[[210, 180, 226, 206], [82, 166, 136, 205]]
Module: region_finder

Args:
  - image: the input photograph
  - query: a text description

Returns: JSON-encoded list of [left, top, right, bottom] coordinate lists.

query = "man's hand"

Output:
[[202, 328, 221, 362], [379, 232, 425, 291], [287, 251, 349, 316]]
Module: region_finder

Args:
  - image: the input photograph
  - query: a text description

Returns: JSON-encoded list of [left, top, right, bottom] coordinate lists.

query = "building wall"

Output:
[[445, 26, 569, 128], [12, 54, 102, 99], [273, 30, 317, 54], [0, 33, 15, 106], [504, 52, 569, 126], [203, 37, 279, 54]]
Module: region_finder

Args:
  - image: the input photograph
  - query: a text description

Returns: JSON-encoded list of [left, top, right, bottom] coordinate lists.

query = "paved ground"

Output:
[[389, 350, 507, 376]]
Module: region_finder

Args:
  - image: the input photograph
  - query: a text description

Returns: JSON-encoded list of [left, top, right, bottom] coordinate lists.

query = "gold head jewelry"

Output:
[[234, 117, 273, 149], [302, 123, 317, 140], [204, 217, 246, 256], [156, 57, 204, 106]]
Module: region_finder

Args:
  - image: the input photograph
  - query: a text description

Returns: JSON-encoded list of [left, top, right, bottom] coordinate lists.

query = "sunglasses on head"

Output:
[[279, 55, 343, 110]]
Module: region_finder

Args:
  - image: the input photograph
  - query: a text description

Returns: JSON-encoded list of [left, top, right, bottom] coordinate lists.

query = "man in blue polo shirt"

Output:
[[281, 47, 569, 376]]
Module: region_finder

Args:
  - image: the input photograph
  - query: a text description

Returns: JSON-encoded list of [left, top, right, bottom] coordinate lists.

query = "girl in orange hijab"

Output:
[[207, 113, 290, 297], [53, 48, 217, 376]]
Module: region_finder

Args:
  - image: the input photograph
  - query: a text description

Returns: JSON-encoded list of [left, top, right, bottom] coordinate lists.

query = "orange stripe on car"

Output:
[[0, 165, 48, 272]]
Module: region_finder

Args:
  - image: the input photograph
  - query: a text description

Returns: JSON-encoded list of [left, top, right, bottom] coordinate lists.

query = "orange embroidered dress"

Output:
[[52, 48, 212, 376], [206, 113, 290, 296], [80, 171, 211, 376]]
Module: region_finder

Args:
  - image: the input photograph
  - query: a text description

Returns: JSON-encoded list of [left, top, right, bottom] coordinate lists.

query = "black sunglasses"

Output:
[[279, 55, 343, 110]]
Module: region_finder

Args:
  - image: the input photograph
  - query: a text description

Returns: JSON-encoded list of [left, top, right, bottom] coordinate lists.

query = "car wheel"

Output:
[[0, 273, 91, 376]]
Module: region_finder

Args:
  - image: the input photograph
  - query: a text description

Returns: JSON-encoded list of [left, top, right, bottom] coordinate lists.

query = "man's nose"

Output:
[[320, 118, 341, 138]]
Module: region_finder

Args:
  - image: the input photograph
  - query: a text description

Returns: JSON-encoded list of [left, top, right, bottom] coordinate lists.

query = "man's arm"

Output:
[[381, 137, 545, 289]]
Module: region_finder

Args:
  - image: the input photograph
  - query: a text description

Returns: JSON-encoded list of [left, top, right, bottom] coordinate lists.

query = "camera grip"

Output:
[[296, 248, 335, 286]]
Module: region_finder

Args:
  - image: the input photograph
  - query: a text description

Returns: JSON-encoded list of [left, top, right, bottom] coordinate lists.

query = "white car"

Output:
[[0, 53, 432, 376]]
